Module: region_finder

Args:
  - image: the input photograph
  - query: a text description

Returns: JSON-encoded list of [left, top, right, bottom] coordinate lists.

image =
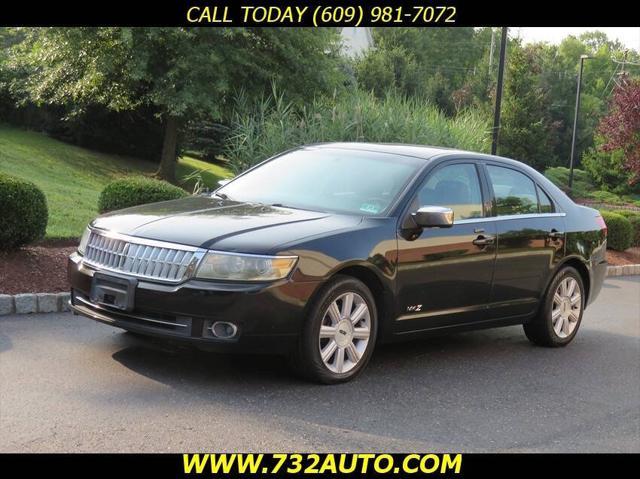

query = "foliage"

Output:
[[3, 27, 639, 184], [355, 28, 489, 114], [499, 43, 558, 170], [0, 173, 48, 250], [225, 88, 490, 173], [600, 211, 633, 251], [589, 190, 628, 205], [613, 210, 640, 247], [354, 45, 421, 99], [628, 215, 640, 247], [538, 33, 638, 169], [183, 120, 230, 162], [596, 78, 640, 185], [581, 140, 635, 194], [98, 177, 188, 213], [544, 166, 595, 198], [7, 27, 346, 181], [0, 126, 230, 238]]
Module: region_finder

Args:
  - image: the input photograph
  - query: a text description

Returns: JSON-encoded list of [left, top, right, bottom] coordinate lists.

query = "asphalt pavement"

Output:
[[1, 276, 638, 452]]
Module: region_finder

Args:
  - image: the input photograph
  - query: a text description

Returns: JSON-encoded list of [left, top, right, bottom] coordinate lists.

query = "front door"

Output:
[[395, 162, 497, 333]]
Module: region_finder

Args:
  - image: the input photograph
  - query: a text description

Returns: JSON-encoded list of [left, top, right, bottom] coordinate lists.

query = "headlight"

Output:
[[195, 251, 298, 281], [78, 227, 91, 255]]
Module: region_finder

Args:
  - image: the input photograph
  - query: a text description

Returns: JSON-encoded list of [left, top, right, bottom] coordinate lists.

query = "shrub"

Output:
[[98, 177, 188, 213], [626, 216, 640, 247], [544, 167, 594, 198], [590, 190, 626, 205], [582, 145, 635, 195], [600, 211, 633, 251], [613, 210, 640, 247], [0, 173, 48, 250]]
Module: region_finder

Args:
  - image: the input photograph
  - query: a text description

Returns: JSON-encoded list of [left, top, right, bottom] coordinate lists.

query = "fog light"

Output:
[[211, 321, 238, 339]]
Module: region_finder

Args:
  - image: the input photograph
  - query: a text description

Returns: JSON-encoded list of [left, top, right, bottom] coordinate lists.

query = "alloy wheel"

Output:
[[551, 276, 582, 338], [318, 292, 371, 374]]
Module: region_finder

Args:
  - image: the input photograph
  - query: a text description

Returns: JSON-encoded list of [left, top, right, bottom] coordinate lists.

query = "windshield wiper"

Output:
[[270, 203, 318, 212], [213, 192, 230, 200]]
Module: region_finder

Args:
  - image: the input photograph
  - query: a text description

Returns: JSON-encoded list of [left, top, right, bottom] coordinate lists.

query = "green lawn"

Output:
[[176, 154, 233, 192], [0, 126, 232, 240]]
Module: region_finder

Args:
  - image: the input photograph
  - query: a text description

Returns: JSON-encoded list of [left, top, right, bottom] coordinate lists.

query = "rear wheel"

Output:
[[291, 276, 377, 384], [524, 266, 585, 347]]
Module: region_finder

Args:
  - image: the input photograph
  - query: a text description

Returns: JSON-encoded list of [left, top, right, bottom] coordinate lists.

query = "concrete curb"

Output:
[[1, 264, 639, 316], [0, 292, 70, 316], [606, 264, 640, 277]]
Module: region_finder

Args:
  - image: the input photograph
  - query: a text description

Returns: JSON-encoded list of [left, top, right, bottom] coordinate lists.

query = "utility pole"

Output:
[[491, 27, 508, 156], [568, 55, 592, 192]]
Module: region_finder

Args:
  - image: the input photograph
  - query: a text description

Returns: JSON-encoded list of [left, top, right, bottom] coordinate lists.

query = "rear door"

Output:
[[395, 161, 497, 332], [483, 163, 566, 319]]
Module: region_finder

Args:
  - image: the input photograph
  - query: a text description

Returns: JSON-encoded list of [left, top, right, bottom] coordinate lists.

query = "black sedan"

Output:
[[68, 143, 608, 383]]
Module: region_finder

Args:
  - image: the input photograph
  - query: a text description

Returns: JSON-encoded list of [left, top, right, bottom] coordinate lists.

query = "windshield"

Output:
[[216, 148, 423, 216]]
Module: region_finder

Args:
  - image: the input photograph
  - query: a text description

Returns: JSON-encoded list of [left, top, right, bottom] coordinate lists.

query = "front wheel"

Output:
[[291, 276, 378, 384], [524, 266, 585, 347]]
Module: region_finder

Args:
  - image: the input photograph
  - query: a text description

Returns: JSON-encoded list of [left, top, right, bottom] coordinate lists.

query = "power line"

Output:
[[602, 62, 621, 97], [612, 59, 640, 66]]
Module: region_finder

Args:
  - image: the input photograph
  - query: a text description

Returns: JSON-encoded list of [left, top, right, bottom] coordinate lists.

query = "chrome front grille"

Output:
[[83, 230, 203, 283]]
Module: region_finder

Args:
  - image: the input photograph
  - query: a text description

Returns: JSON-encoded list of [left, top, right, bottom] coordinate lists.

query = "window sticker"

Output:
[[359, 203, 380, 214]]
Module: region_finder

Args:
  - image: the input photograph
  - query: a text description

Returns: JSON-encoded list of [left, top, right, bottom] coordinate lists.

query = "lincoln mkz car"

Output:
[[68, 144, 608, 383]]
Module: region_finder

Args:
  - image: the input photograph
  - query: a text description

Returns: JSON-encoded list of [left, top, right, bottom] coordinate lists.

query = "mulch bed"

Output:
[[0, 242, 77, 294], [607, 247, 640, 266], [1, 243, 639, 295]]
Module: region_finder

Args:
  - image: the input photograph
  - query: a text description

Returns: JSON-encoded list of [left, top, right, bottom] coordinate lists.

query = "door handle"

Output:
[[472, 234, 495, 247], [548, 229, 564, 239]]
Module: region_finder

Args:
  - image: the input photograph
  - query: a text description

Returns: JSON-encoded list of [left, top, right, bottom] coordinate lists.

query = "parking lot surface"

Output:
[[1, 276, 638, 452]]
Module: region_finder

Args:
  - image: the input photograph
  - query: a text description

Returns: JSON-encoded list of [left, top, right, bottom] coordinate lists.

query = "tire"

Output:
[[524, 266, 585, 347], [291, 275, 378, 384]]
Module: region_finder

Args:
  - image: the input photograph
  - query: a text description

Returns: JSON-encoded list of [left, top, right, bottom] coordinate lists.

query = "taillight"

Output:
[[596, 215, 607, 236]]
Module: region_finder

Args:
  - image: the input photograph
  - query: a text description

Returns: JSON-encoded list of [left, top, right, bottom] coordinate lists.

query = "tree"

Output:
[[538, 33, 639, 167], [499, 43, 557, 170], [10, 27, 344, 183], [354, 27, 489, 114], [597, 78, 640, 185]]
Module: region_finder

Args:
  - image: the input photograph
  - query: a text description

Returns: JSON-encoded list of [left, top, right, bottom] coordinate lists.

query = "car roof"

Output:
[[305, 142, 459, 160], [305, 142, 537, 171]]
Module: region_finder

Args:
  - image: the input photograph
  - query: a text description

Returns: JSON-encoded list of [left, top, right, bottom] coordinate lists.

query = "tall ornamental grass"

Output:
[[225, 89, 490, 173]]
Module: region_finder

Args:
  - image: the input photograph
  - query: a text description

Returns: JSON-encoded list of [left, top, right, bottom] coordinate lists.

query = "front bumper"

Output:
[[68, 254, 322, 353]]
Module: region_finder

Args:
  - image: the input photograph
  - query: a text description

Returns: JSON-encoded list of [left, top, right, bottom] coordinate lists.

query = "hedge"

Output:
[[0, 173, 48, 250], [98, 177, 189, 213], [613, 210, 640, 247], [600, 211, 633, 251]]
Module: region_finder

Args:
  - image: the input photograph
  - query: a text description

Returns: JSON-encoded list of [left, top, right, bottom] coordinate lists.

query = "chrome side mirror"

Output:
[[412, 206, 454, 228]]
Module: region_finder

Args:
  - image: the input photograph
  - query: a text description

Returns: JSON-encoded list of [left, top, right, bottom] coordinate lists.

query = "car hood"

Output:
[[91, 196, 362, 254]]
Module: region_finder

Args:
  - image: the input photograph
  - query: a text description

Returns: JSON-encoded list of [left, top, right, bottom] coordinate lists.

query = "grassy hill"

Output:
[[0, 126, 232, 240]]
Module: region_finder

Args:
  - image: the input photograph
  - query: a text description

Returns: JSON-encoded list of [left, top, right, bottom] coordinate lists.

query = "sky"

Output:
[[515, 27, 640, 52]]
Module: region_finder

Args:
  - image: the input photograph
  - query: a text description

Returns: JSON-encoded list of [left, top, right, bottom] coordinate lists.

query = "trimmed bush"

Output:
[[613, 210, 640, 247], [627, 216, 640, 247], [600, 211, 633, 251], [0, 173, 48, 250], [98, 177, 188, 213]]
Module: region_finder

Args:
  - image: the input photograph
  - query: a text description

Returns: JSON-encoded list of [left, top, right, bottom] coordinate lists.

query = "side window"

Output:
[[537, 185, 555, 213], [487, 165, 538, 216], [416, 163, 483, 220]]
